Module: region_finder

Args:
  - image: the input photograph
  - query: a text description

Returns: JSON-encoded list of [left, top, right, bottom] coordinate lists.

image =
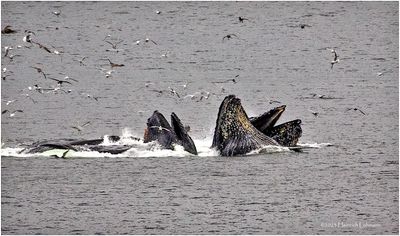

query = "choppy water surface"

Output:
[[1, 1, 398, 234]]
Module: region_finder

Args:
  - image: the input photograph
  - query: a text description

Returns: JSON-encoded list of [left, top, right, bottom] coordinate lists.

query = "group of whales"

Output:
[[20, 95, 303, 157]]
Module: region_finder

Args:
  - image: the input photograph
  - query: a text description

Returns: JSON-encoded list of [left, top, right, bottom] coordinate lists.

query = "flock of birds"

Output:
[[1, 9, 367, 135]]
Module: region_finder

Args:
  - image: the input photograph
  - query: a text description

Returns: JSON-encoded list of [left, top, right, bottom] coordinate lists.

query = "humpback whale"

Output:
[[20, 136, 137, 155], [249, 105, 302, 147], [144, 110, 197, 155], [212, 95, 303, 156], [212, 95, 280, 156]]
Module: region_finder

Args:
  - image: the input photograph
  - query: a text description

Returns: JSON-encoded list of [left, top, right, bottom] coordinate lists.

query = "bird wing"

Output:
[[30, 66, 41, 72], [61, 149, 70, 158], [48, 77, 61, 83], [105, 41, 115, 47], [81, 121, 91, 127], [358, 109, 366, 115], [67, 77, 79, 82], [71, 126, 81, 131], [116, 40, 124, 45]]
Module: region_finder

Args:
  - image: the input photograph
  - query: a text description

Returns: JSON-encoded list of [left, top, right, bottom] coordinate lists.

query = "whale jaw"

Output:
[[265, 119, 302, 147], [212, 95, 279, 156], [171, 112, 197, 155], [144, 110, 198, 155], [250, 105, 286, 132], [144, 110, 176, 150]]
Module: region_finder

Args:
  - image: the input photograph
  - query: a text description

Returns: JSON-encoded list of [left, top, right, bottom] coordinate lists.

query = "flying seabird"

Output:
[[23, 32, 35, 43], [2, 109, 23, 117], [99, 67, 114, 78], [300, 24, 311, 29], [105, 40, 124, 49], [48, 77, 73, 86], [145, 38, 157, 45], [105, 58, 124, 68], [21, 93, 37, 104], [5, 100, 17, 106], [52, 10, 61, 16], [72, 121, 91, 132], [32, 41, 52, 53], [78, 56, 87, 66], [308, 109, 319, 117], [211, 78, 237, 84], [145, 82, 154, 88], [238, 17, 248, 23], [4, 46, 13, 57], [168, 87, 180, 98], [6, 54, 21, 61], [149, 126, 171, 132], [268, 100, 281, 104], [2, 25, 17, 34], [30, 66, 48, 79], [222, 34, 239, 42], [346, 107, 366, 115], [330, 49, 340, 69]]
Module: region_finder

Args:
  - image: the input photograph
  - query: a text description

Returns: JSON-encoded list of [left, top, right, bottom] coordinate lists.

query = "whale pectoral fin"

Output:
[[171, 112, 198, 155], [266, 119, 302, 147]]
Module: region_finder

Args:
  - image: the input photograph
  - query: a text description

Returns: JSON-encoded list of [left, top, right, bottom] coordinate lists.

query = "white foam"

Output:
[[297, 142, 333, 148], [248, 145, 292, 155], [0, 130, 332, 158]]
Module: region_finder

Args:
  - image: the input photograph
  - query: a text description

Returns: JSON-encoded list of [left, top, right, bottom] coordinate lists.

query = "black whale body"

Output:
[[20, 136, 139, 155]]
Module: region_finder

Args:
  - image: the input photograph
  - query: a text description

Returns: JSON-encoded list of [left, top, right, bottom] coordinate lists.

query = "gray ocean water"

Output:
[[1, 1, 399, 234]]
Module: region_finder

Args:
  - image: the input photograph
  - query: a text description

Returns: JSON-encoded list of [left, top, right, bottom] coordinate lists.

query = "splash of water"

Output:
[[0, 128, 331, 158]]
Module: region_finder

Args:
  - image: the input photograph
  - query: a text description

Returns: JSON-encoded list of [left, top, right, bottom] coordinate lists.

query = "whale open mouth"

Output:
[[144, 110, 176, 149], [250, 105, 286, 132], [171, 112, 197, 155], [264, 119, 302, 147], [212, 95, 279, 156], [144, 110, 198, 155]]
